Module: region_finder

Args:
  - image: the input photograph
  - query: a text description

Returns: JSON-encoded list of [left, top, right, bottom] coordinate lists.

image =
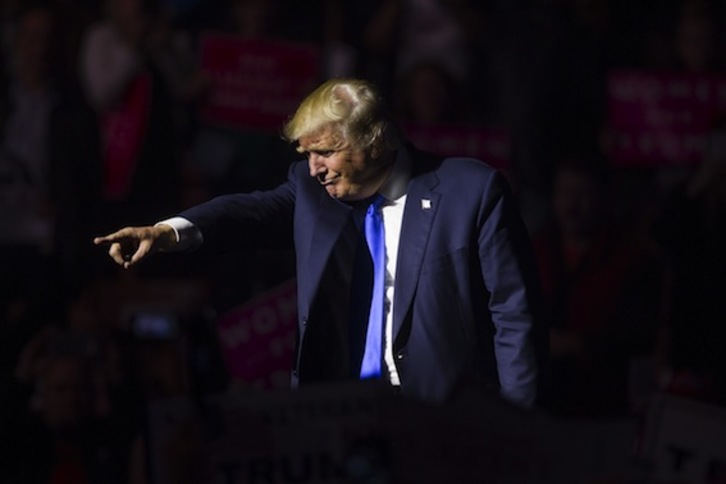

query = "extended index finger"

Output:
[[93, 227, 135, 246]]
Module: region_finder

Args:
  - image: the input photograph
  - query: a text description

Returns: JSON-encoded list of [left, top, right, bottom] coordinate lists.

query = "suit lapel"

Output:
[[392, 165, 440, 343]]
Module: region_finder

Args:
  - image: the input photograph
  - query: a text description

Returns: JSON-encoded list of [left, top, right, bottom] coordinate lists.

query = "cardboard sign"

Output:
[[147, 382, 394, 484], [216, 279, 297, 389], [606, 70, 726, 166], [404, 124, 511, 170], [146, 382, 557, 484], [145, 382, 649, 484], [199, 34, 320, 132], [641, 394, 726, 482]]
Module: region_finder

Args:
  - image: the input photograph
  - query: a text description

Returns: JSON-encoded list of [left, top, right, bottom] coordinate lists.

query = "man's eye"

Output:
[[304, 149, 336, 159]]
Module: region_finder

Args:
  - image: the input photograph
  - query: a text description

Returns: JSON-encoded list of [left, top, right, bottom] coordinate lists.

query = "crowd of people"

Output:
[[1, 0, 726, 481]]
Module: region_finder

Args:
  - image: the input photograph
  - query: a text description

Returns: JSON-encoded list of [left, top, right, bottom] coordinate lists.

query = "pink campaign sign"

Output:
[[199, 33, 320, 132], [404, 124, 511, 171], [606, 70, 726, 166], [101, 74, 151, 200], [216, 279, 297, 389]]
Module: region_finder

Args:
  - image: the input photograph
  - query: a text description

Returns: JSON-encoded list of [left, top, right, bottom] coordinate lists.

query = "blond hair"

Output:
[[283, 78, 402, 153]]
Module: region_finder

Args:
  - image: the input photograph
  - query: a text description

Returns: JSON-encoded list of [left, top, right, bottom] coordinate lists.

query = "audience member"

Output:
[[0, 3, 99, 301], [673, 0, 722, 72], [183, 0, 302, 313], [393, 59, 468, 126], [655, 120, 726, 406], [532, 159, 668, 418], [78, 0, 206, 228], [1, 274, 217, 483], [1, 329, 130, 483], [358, 0, 484, 98]]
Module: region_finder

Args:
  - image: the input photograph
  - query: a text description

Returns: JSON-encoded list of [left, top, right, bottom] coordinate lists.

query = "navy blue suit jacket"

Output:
[[180, 146, 546, 406]]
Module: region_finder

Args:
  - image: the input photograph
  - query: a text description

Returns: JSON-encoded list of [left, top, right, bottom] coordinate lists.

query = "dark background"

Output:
[[1, 0, 725, 482]]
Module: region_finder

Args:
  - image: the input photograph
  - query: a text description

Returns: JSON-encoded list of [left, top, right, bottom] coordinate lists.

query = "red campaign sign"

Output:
[[199, 33, 320, 132], [216, 279, 297, 390], [101, 74, 151, 200], [404, 124, 511, 171], [606, 70, 726, 166]]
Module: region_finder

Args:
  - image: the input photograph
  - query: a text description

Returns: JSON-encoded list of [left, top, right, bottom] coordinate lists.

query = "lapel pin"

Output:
[[421, 198, 432, 210]]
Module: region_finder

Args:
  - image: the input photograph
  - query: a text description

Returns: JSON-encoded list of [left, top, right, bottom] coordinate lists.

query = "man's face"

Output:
[[37, 357, 91, 429], [552, 170, 603, 238], [299, 127, 391, 202]]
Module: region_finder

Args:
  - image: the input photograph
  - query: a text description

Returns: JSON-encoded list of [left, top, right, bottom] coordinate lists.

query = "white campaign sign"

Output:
[[642, 394, 726, 482]]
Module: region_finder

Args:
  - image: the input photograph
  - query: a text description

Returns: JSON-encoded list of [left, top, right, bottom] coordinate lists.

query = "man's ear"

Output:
[[370, 145, 381, 160], [370, 145, 396, 167]]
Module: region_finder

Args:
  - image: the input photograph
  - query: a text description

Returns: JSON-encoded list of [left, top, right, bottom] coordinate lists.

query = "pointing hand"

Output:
[[93, 224, 176, 269]]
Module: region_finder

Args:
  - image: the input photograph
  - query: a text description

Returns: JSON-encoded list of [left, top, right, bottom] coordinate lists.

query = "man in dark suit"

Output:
[[95, 78, 546, 408]]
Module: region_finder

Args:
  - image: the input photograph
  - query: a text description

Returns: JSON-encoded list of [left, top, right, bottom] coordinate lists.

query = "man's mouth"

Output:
[[317, 174, 338, 185]]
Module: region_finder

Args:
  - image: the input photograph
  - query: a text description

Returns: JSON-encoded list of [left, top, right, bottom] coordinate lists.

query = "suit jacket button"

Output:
[[395, 351, 406, 360], [301, 317, 307, 326], [292, 369, 299, 377]]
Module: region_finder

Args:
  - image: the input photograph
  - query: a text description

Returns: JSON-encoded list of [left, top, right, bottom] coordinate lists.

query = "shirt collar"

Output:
[[378, 145, 411, 202]]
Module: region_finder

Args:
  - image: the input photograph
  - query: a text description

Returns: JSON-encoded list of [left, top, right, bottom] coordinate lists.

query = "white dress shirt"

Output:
[[375, 149, 412, 385]]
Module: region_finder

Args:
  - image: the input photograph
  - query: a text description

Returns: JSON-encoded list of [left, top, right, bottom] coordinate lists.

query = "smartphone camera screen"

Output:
[[131, 311, 179, 340]]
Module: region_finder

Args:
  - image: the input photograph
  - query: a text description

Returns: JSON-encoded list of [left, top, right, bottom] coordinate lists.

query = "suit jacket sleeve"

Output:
[[177, 162, 298, 253], [478, 171, 547, 407]]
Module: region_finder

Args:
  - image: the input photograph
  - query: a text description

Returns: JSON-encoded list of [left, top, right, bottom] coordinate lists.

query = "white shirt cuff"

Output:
[[155, 217, 203, 251]]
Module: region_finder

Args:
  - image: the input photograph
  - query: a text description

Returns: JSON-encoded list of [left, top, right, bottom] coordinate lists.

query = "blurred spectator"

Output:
[[183, 0, 301, 201], [202, 0, 329, 42], [1, 273, 222, 483], [229, 0, 278, 38], [635, 0, 724, 72], [182, 0, 300, 312], [79, 0, 207, 227], [674, 0, 722, 73], [532, 159, 668, 419], [1, 329, 130, 483], [394, 59, 468, 126], [121, 303, 217, 483], [358, 0, 484, 98], [655, 121, 726, 406], [0, 3, 99, 306], [621, 1, 726, 406], [1, 0, 21, 74], [481, 2, 613, 232]]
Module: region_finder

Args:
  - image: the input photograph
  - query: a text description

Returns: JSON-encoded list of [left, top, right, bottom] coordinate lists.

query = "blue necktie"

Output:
[[360, 194, 385, 379]]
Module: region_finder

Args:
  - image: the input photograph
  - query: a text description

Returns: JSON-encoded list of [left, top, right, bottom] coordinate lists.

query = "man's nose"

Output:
[[308, 154, 325, 177]]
